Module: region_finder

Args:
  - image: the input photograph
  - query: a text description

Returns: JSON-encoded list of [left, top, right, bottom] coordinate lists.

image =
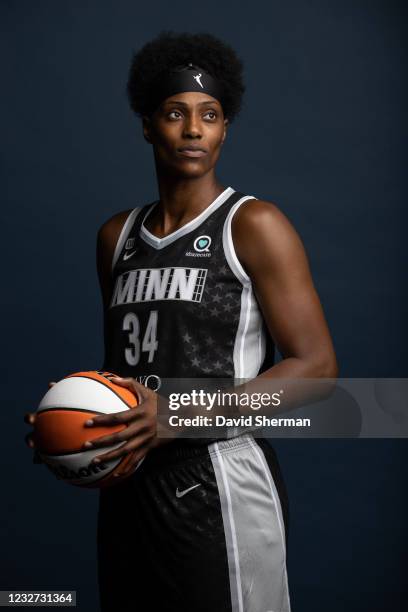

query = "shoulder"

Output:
[[97, 209, 135, 247], [232, 197, 302, 247], [231, 197, 308, 277]]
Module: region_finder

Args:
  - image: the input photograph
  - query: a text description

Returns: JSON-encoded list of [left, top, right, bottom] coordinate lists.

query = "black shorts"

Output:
[[97, 433, 291, 612]]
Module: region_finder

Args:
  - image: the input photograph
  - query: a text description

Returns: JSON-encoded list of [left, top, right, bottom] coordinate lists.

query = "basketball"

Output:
[[33, 370, 140, 488]]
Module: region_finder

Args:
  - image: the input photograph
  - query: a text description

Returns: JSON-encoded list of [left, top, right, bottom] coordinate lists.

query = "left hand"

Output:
[[82, 376, 173, 477]]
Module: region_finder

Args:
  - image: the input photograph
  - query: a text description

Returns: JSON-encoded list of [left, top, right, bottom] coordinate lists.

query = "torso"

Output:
[[102, 185, 276, 389]]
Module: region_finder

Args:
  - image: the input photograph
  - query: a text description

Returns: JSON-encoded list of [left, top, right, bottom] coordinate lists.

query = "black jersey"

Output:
[[104, 186, 275, 388], [98, 188, 292, 612]]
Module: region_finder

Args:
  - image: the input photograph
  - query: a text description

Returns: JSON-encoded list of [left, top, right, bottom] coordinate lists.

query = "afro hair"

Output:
[[127, 31, 245, 123]]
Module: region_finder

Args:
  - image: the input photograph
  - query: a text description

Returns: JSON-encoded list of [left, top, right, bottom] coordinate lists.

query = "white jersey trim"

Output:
[[222, 196, 267, 380], [222, 195, 254, 284], [111, 208, 143, 273], [140, 186, 235, 250]]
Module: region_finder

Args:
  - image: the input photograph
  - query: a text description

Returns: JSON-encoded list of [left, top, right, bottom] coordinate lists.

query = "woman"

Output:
[[26, 31, 337, 612]]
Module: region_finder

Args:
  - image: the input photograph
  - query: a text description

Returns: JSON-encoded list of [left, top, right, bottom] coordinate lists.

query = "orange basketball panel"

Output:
[[34, 410, 127, 454]]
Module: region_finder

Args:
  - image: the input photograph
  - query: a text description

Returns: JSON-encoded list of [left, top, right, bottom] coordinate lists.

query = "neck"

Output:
[[151, 171, 227, 234]]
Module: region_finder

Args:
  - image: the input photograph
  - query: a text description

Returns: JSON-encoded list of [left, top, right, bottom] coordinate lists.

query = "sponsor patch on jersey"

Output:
[[185, 235, 212, 257]]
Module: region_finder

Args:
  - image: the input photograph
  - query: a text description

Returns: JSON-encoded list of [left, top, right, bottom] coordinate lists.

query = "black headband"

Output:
[[148, 63, 224, 113]]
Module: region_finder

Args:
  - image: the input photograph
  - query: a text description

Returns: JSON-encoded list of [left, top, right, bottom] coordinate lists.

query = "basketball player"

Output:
[[25, 32, 338, 612]]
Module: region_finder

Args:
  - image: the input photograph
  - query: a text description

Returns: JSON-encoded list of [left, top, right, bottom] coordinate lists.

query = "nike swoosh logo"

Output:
[[176, 484, 201, 498], [123, 250, 137, 261]]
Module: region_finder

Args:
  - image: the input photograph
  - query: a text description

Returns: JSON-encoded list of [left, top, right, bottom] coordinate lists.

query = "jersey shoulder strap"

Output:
[[222, 192, 258, 285], [111, 204, 150, 272]]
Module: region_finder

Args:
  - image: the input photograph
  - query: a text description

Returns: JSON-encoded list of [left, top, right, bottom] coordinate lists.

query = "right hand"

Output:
[[24, 382, 56, 464]]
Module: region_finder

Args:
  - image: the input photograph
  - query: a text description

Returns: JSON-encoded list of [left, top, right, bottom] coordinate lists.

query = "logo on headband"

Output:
[[193, 73, 204, 88]]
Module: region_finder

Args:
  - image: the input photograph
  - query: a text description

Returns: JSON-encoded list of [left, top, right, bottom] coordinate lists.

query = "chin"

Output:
[[167, 160, 210, 179]]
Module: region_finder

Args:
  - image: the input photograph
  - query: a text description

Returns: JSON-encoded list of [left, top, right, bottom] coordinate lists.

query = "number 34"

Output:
[[122, 311, 158, 365]]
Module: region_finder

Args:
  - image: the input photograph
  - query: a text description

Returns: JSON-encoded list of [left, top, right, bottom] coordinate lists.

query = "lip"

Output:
[[177, 146, 207, 158]]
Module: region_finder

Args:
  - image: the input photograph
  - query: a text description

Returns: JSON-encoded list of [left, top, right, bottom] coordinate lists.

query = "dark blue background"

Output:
[[2, 1, 406, 610]]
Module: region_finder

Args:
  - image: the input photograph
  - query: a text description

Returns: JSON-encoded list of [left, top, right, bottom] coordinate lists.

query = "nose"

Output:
[[182, 112, 202, 138]]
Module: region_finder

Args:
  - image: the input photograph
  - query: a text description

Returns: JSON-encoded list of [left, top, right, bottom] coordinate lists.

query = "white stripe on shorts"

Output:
[[209, 433, 291, 612]]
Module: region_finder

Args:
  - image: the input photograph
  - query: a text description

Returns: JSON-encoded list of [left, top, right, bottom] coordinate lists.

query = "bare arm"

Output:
[[232, 198, 338, 379], [172, 199, 339, 424], [96, 209, 133, 368]]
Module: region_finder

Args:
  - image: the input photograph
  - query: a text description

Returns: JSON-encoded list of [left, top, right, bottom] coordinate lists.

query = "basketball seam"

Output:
[[40, 440, 125, 458], [37, 407, 108, 415]]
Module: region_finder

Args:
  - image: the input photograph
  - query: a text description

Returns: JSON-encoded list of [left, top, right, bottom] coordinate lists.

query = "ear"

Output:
[[221, 118, 229, 145], [142, 116, 152, 144]]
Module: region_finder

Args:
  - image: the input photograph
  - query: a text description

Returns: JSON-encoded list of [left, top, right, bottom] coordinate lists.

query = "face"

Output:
[[142, 91, 228, 178]]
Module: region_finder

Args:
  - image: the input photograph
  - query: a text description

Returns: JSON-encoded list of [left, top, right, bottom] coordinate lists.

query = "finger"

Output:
[[91, 431, 153, 464], [82, 421, 141, 449], [115, 445, 149, 478], [112, 447, 143, 478], [84, 409, 140, 428], [25, 432, 35, 448], [151, 426, 176, 448], [24, 412, 36, 425], [106, 376, 151, 402]]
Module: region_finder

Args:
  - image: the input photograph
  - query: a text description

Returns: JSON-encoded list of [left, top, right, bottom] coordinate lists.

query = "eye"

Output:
[[168, 110, 182, 119], [204, 110, 217, 120]]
